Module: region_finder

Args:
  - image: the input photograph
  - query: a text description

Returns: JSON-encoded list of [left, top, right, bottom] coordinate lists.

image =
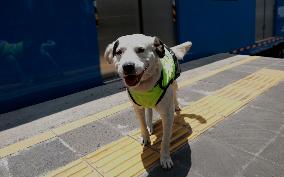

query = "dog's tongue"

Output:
[[124, 75, 139, 86]]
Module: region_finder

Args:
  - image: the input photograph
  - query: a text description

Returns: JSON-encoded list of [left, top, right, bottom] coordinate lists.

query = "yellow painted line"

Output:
[[0, 102, 131, 159], [0, 131, 56, 158], [0, 55, 259, 159], [52, 102, 132, 135], [45, 68, 284, 177]]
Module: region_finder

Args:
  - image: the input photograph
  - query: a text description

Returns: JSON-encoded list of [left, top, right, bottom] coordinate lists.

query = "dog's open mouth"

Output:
[[124, 71, 144, 86], [123, 64, 149, 87]]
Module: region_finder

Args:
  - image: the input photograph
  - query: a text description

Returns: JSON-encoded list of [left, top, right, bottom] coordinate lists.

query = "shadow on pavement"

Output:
[[146, 145, 192, 177], [179, 113, 207, 124], [140, 111, 207, 177]]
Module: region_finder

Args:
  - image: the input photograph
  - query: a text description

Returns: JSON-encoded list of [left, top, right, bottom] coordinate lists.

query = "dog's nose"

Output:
[[122, 63, 135, 75]]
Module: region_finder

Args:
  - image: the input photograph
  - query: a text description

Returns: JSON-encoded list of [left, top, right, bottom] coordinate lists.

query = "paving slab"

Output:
[[181, 54, 249, 74], [251, 93, 284, 114], [177, 55, 247, 82], [177, 87, 207, 106], [241, 157, 284, 177], [206, 116, 276, 154], [245, 79, 284, 115], [189, 80, 225, 93], [219, 105, 284, 134], [0, 158, 10, 177], [185, 135, 252, 177], [267, 63, 284, 70], [230, 63, 261, 73], [101, 108, 139, 135], [180, 53, 237, 72], [266, 59, 284, 70], [253, 81, 284, 104], [281, 128, 284, 137], [198, 70, 250, 89], [7, 138, 77, 177], [259, 135, 284, 168], [58, 119, 123, 156], [245, 57, 277, 67], [141, 135, 254, 177]]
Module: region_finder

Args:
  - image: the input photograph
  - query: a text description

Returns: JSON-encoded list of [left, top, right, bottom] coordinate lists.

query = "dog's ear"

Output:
[[170, 41, 192, 60], [104, 40, 119, 64], [153, 37, 165, 58]]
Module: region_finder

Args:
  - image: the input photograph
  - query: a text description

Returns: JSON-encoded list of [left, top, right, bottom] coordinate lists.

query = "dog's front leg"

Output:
[[159, 109, 174, 169], [145, 108, 153, 135], [172, 81, 181, 112], [156, 88, 175, 169], [133, 104, 150, 145]]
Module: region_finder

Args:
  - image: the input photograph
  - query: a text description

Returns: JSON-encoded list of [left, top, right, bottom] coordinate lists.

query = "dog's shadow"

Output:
[[178, 113, 207, 124], [140, 113, 206, 177]]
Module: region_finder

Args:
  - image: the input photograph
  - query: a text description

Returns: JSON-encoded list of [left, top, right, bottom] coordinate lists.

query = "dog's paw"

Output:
[[140, 135, 150, 146], [147, 125, 153, 135], [175, 106, 181, 113], [160, 156, 174, 169]]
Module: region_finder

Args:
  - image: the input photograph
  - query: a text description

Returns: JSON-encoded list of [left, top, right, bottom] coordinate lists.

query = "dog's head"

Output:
[[104, 34, 191, 87]]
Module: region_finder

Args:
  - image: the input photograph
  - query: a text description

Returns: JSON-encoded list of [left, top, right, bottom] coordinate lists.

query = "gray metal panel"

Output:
[[264, 0, 275, 38], [142, 0, 176, 47], [256, 0, 265, 41]]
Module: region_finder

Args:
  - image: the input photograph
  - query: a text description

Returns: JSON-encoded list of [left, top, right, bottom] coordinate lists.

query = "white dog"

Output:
[[104, 34, 191, 169]]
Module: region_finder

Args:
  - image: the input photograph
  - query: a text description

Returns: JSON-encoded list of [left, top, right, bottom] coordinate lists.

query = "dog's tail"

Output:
[[171, 41, 192, 60]]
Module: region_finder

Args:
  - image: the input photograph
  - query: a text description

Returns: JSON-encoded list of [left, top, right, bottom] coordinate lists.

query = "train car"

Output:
[[0, 0, 283, 113]]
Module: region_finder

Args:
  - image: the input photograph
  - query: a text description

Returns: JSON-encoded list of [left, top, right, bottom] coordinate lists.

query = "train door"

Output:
[[256, 0, 276, 41]]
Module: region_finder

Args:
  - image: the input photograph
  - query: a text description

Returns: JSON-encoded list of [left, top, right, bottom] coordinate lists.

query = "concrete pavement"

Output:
[[0, 54, 283, 177]]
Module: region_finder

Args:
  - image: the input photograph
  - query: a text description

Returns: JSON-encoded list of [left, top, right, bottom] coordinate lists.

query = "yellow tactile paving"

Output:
[[180, 69, 284, 131], [44, 159, 102, 177], [129, 123, 192, 152], [0, 56, 260, 159], [45, 68, 284, 177], [83, 137, 159, 177]]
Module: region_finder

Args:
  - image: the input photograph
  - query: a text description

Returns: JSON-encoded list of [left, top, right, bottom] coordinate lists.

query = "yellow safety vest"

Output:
[[128, 46, 180, 108]]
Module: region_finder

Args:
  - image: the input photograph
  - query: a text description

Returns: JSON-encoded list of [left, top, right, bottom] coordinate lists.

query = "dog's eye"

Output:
[[136, 47, 145, 54], [115, 49, 122, 56]]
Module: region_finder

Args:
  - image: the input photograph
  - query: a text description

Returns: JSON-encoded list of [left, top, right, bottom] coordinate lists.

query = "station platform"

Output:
[[0, 54, 284, 177]]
